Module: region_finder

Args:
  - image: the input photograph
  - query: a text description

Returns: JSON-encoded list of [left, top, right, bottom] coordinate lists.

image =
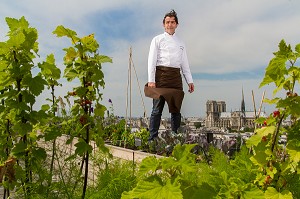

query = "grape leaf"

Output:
[[23, 75, 47, 96], [39, 54, 61, 79], [75, 140, 93, 155], [138, 156, 160, 176], [122, 178, 182, 199], [53, 25, 80, 44], [81, 33, 99, 52], [246, 126, 276, 147], [286, 140, 300, 164], [264, 187, 293, 199]]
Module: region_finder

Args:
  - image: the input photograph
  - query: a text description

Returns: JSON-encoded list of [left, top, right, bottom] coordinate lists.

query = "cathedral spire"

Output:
[[241, 87, 245, 114]]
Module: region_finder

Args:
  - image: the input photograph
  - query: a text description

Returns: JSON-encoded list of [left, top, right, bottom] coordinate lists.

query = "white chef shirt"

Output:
[[148, 32, 193, 84]]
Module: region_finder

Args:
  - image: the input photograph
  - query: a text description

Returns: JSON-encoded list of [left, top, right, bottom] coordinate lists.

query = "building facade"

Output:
[[205, 93, 266, 130]]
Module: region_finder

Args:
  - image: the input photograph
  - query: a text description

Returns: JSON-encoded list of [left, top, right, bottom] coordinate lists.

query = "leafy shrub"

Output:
[[86, 160, 136, 199]]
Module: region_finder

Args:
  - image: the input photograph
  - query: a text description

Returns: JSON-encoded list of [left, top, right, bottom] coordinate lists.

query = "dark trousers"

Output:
[[148, 97, 181, 140]]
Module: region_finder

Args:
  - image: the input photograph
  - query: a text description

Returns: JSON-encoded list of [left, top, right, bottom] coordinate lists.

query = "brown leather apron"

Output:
[[144, 66, 184, 113]]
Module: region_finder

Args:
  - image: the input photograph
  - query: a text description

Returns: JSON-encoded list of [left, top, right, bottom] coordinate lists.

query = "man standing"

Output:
[[146, 9, 194, 141]]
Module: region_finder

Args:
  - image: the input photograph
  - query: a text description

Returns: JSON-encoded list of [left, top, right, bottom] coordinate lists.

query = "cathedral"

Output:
[[205, 91, 267, 130]]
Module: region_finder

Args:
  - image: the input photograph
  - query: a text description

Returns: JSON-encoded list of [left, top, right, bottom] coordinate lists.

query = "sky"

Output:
[[1, 0, 300, 118]]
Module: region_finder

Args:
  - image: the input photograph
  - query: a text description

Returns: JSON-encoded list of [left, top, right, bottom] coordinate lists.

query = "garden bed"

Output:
[[105, 144, 162, 162]]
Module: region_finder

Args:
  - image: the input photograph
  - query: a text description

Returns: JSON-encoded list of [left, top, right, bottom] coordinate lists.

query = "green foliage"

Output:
[[122, 144, 198, 199], [86, 159, 136, 199], [53, 25, 112, 198], [104, 119, 127, 145], [0, 16, 49, 197], [123, 39, 300, 199], [122, 177, 182, 199], [0, 16, 112, 199], [248, 39, 300, 198], [122, 128, 150, 150]]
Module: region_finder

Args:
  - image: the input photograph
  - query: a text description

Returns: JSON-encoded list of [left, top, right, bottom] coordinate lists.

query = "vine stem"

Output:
[[47, 84, 57, 197], [16, 75, 31, 197], [271, 113, 285, 153], [72, 155, 85, 194], [82, 149, 89, 199], [82, 76, 90, 199], [4, 119, 11, 199]]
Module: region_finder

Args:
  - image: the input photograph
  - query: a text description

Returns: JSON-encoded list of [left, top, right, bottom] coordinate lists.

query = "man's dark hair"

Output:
[[163, 9, 178, 24]]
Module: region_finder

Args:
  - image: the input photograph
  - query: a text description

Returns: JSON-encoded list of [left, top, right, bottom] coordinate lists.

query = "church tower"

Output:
[[205, 100, 226, 127], [240, 88, 246, 128], [241, 88, 245, 115]]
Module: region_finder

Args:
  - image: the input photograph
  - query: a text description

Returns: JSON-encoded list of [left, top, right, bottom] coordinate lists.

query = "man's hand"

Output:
[[188, 83, 194, 93], [148, 82, 156, 88]]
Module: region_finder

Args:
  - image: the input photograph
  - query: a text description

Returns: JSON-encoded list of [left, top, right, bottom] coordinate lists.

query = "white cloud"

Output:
[[180, 0, 300, 74]]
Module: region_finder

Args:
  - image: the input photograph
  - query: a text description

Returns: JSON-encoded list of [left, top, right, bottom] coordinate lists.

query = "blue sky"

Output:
[[1, 0, 300, 118]]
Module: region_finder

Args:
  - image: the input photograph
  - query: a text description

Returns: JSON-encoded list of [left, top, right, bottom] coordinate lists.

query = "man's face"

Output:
[[163, 16, 178, 35]]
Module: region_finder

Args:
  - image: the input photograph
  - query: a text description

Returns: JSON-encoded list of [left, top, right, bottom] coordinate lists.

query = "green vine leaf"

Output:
[[11, 142, 27, 157], [250, 150, 269, 167], [44, 126, 62, 141], [23, 75, 47, 96], [183, 183, 217, 199], [64, 68, 79, 81], [6, 17, 38, 54], [172, 144, 197, 161], [286, 140, 300, 165], [6, 16, 29, 34], [97, 54, 113, 64], [41, 104, 50, 111], [138, 156, 160, 176], [53, 25, 80, 44], [22, 28, 39, 53], [31, 147, 47, 161], [246, 126, 276, 147], [273, 40, 293, 60], [277, 97, 300, 117], [39, 54, 61, 80], [81, 34, 99, 52], [7, 30, 26, 48], [122, 178, 182, 199], [219, 174, 265, 198], [220, 171, 228, 184], [161, 144, 197, 174], [260, 40, 290, 90], [260, 57, 287, 89], [295, 43, 300, 54], [63, 47, 77, 64], [94, 103, 106, 117], [22, 90, 36, 105], [0, 57, 8, 70], [75, 139, 93, 156], [90, 68, 104, 83], [264, 187, 293, 199], [12, 122, 33, 137], [242, 186, 265, 199]]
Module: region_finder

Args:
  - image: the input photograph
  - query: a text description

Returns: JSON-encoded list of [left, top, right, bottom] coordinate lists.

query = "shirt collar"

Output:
[[164, 32, 176, 36]]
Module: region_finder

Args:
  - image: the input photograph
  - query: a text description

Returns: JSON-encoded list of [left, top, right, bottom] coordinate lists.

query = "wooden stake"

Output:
[[257, 91, 266, 117], [252, 90, 257, 118]]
